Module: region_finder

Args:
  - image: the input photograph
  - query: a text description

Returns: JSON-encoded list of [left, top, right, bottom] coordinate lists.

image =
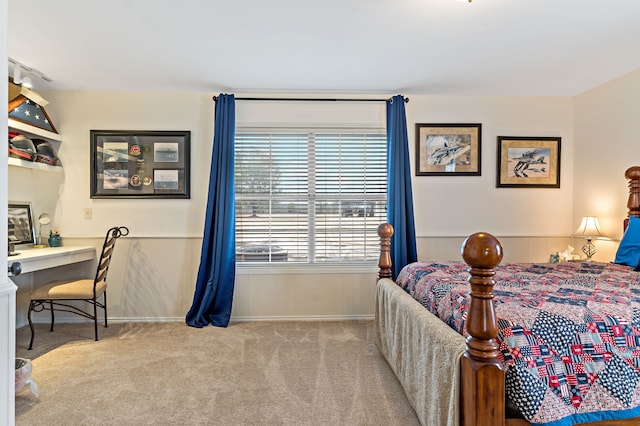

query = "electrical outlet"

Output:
[[84, 208, 93, 220]]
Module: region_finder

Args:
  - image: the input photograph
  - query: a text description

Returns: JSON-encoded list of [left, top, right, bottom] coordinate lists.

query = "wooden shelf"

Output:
[[8, 118, 63, 172]]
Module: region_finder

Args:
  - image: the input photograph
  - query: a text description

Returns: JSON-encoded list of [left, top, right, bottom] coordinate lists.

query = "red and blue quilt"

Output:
[[396, 260, 640, 426]]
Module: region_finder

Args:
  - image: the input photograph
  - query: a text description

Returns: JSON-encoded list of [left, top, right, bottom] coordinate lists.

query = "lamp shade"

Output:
[[574, 216, 603, 238]]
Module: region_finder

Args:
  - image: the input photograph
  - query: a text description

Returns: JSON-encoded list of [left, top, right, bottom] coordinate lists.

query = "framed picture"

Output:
[[415, 123, 481, 176], [90, 130, 191, 198], [8, 201, 36, 246], [496, 136, 561, 188]]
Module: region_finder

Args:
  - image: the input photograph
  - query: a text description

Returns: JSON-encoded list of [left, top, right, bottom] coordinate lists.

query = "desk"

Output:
[[10, 246, 97, 330], [4, 247, 95, 422], [8, 246, 96, 275]]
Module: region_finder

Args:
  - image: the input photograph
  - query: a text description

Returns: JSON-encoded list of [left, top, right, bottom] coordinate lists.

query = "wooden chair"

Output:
[[27, 226, 129, 350]]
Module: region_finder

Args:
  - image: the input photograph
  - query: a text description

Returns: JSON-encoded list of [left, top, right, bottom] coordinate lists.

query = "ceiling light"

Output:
[[12, 63, 24, 85], [20, 75, 33, 89]]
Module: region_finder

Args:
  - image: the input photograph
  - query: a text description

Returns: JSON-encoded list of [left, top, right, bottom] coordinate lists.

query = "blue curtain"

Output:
[[386, 95, 417, 280], [186, 94, 236, 328]]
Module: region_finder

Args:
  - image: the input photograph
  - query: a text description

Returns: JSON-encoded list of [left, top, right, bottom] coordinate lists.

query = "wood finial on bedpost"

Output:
[[626, 167, 640, 224], [461, 232, 503, 361], [377, 223, 394, 280], [460, 232, 505, 426]]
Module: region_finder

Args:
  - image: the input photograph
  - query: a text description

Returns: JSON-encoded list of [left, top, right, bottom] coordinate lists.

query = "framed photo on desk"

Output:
[[8, 201, 36, 246]]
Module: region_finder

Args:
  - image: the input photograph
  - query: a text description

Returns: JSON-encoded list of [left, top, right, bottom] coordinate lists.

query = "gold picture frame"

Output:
[[496, 136, 561, 188], [415, 123, 481, 176]]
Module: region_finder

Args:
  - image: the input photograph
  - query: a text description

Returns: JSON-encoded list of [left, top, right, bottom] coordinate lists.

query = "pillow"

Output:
[[614, 216, 640, 267]]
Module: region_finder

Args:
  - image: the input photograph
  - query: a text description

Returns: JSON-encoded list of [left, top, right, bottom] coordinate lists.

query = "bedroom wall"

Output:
[[406, 95, 575, 263], [573, 68, 640, 262], [12, 91, 575, 325], [407, 95, 574, 238]]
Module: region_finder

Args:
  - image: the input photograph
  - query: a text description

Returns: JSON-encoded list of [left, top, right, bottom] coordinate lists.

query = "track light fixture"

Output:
[[12, 65, 33, 88], [20, 75, 33, 88], [8, 57, 52, 88]]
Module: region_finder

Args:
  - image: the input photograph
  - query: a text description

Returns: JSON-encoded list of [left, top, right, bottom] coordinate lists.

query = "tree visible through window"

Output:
[[235, 129, 387, 264]]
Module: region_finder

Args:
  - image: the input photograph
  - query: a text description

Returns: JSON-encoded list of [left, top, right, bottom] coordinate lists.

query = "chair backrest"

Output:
[[94, 226, 129, 289]]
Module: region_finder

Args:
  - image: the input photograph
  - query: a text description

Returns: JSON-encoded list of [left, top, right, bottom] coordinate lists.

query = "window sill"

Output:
[[236, 263, 378, 275]]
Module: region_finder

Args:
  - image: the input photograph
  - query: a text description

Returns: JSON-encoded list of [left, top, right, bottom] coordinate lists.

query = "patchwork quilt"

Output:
[[396, 261, 640, 426]]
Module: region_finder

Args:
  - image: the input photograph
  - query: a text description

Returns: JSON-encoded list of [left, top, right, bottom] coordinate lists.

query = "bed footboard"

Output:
[[377, 223, 393, 280], [377, 225, 506, 426]]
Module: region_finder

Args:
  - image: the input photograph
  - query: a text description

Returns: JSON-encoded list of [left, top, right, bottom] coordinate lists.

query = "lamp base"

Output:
[[582, 238, 597, 261]]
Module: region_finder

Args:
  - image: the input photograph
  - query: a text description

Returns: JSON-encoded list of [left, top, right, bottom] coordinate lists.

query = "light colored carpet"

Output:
[[15, 321, 421, 425]]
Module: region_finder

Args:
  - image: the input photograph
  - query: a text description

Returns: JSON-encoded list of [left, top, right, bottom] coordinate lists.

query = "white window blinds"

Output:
[[235, 129, 387, 264]]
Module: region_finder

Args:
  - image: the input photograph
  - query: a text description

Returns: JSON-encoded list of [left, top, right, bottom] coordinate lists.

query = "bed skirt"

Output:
[[375, 278, 466, 426]]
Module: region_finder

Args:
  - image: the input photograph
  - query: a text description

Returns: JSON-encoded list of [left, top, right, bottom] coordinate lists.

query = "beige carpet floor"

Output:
[[15, 321, 420, 425]]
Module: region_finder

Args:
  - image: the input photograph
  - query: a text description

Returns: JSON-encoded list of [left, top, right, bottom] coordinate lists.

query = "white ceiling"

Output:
[[7, 0, 640, 96]]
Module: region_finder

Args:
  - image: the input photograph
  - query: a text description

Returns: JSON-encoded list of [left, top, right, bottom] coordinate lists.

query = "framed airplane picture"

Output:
[[496, 136, 561, 188], [415, 123, 482, 176]]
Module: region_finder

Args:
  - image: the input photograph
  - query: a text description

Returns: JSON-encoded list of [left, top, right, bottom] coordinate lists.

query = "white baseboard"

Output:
[[25, 314, 374, 326], [230, 315, 374, 322]]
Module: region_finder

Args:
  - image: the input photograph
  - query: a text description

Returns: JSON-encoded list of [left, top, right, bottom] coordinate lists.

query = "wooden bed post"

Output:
[[460, 232, 505, 426], [626, 167, 640, 230], [377, 223, 394, 280]]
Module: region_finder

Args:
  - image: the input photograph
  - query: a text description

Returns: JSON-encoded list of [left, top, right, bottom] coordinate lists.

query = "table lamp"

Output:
[[574, 216, 603, 261], [33, 213, 51, 248]]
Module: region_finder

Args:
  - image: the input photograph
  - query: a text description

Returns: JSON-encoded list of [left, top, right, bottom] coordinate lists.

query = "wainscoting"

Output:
[[16, 234, 588, 328], [417, 235, 575, 264]]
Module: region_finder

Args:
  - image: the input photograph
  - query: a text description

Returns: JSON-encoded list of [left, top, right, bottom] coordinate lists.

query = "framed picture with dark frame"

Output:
[[8, 201, 36, 246], [415, 123, 482, 176], [496, 136, 561, 188], [90, 130, 191, 198]]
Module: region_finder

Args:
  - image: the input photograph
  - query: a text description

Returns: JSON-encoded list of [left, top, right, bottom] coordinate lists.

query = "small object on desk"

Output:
[[8, 240, 18, 256], [48, 229, 62, 247], [34, 212, 52, 248]]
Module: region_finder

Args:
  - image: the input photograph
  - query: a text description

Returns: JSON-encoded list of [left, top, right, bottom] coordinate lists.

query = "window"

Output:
[[235, 129, 387, 264]]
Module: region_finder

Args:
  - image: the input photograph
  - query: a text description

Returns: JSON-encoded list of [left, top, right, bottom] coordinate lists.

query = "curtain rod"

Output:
[[212, 96, 409, 103]]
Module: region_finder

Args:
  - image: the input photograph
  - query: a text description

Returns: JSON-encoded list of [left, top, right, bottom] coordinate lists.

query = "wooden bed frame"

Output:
[[376, 166, 640, 426]]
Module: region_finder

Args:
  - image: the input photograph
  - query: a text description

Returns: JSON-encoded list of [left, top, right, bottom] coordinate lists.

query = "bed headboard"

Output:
[[625, 166, 640, 231]]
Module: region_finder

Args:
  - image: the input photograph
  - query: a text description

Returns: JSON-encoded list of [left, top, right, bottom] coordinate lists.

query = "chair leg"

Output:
[[28, 301, 35, 350], [104, 291, 108, 328], [93, 297, 99, 341], [49, 300, 55, 332]]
